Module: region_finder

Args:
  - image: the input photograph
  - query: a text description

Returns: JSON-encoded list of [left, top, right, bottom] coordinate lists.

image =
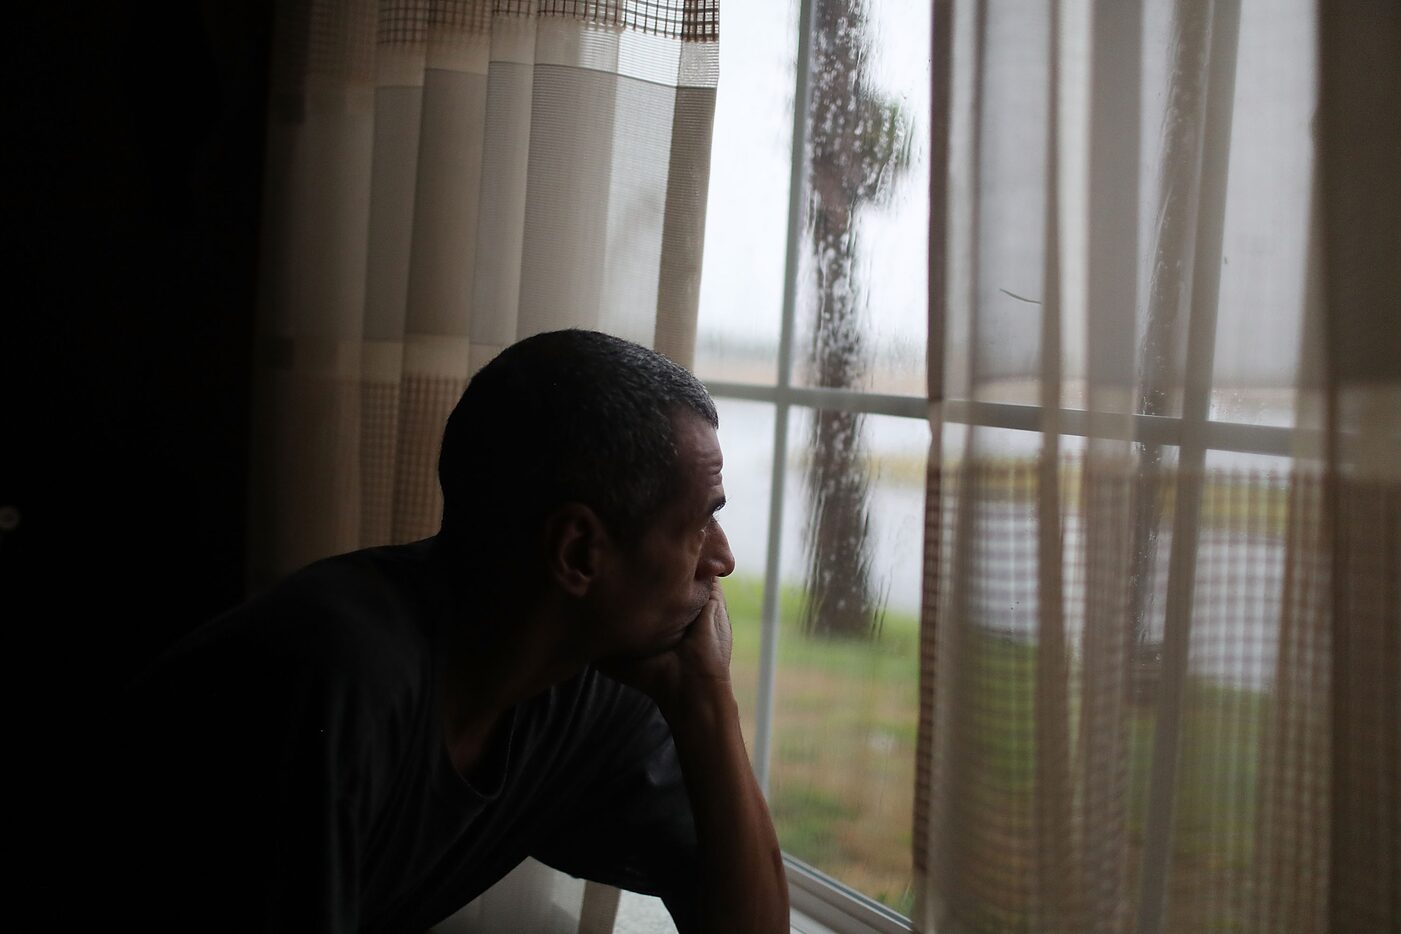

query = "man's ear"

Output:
[[542, 503, 609, 597]]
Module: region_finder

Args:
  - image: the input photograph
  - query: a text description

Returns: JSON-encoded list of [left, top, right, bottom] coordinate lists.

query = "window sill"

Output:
[[612, 856, 913, 934], [784, 857, 913, 934]]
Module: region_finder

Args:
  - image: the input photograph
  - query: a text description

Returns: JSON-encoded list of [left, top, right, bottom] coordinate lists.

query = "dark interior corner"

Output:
[[8, 3, 275, 691]]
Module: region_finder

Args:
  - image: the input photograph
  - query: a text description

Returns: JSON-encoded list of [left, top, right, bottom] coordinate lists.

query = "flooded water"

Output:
[[714, 397, 930, 618], [714, 395, 1291, 689]]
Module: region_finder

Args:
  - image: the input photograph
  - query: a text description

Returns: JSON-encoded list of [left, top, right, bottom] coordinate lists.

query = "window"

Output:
[[691, 0, 1317, 930], [695, 0, 930, 922]]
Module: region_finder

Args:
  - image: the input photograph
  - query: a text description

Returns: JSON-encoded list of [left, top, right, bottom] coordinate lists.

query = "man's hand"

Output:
[[599, 587, 788, 933], [598, 588, 734, 720]]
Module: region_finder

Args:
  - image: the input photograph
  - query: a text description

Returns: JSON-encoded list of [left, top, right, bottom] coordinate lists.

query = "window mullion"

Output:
[[753, 0, 818, 799], [754, 401, 788, 797], [706, 383, 1303, 459]]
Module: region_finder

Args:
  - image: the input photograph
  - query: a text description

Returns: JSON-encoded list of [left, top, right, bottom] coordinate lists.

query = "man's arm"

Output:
[[602, 590, 789, 934]]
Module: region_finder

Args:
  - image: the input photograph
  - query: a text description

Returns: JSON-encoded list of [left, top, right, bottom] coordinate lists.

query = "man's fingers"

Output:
[[701, 590, 733, 669]]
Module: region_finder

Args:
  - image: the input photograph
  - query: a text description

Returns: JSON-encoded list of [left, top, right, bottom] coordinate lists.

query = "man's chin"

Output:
[[645, 630, 689, 656], [625, 626, 690, 661]]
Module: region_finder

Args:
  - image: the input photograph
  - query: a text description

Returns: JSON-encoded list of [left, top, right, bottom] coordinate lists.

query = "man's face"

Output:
[[593, 413, 736, 658]]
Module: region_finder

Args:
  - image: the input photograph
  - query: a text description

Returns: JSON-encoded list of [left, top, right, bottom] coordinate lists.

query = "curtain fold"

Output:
[[1316, 4, 1401, 928], [250, 0, 719, 585], [247, 2, 719, 931], [916, 1, 1397, 931]]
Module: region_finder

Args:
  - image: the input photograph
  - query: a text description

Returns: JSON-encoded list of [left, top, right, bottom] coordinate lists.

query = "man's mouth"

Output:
[[688, 584, 716, 619]]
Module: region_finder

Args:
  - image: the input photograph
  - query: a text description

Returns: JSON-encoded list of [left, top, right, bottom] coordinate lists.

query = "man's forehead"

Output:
[[673, 414, 722, 464], [669, 414, 724, 498]]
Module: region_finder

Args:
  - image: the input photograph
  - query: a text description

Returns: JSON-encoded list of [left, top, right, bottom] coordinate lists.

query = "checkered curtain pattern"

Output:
[[248, 3, 718, 931], [915, 2, 1399, 933]]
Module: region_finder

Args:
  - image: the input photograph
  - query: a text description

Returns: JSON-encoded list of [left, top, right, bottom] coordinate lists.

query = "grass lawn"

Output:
[[724, 574, 1270, 926], [725, 574, 920, 916]]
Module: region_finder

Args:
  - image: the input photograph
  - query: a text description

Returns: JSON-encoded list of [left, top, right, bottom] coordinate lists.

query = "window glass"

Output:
[[791, 0, 929, 397], [768, 407, 927, 914], [694, 0, 933, 916], [693, 2, 799, 385], [715, 397, 776, 750], [1194, 448, 1295, 689], [1208, 0, 1315, 428]]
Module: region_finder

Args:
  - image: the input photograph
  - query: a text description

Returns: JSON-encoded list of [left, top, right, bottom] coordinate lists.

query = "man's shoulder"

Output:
[[134, 540, 440, 705], [271, 538, 437, 630]]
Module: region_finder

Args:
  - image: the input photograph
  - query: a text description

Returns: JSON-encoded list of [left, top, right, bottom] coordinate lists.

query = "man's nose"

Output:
[[702, 522, 736, 579]]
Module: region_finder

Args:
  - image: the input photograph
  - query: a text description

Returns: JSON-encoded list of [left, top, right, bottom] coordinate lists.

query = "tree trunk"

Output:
[[799, 0, 904, 639], [802, 205, 878, 638]]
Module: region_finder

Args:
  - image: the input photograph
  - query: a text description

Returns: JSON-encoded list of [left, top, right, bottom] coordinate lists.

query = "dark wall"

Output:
[[8, 3, 274, 688]]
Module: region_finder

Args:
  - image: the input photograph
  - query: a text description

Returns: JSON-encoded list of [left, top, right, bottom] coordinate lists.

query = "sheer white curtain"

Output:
[[916, 1, 1397, 931], [248, 0, 718, 585], [247, 2, 718, 930]]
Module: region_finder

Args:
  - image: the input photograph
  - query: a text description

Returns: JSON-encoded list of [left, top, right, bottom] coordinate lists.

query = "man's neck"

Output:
[[430, 562, 589, 778]]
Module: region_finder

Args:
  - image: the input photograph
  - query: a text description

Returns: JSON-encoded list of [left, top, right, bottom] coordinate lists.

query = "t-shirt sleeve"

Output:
[[528, 675, 703, 932]]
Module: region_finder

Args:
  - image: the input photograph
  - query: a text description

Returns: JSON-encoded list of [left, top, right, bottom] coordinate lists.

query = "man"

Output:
[[117, 330, 788, 932]]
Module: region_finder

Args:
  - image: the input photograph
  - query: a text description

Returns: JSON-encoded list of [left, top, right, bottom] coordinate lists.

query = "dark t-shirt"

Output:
[[115, 539, 699, 932]]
